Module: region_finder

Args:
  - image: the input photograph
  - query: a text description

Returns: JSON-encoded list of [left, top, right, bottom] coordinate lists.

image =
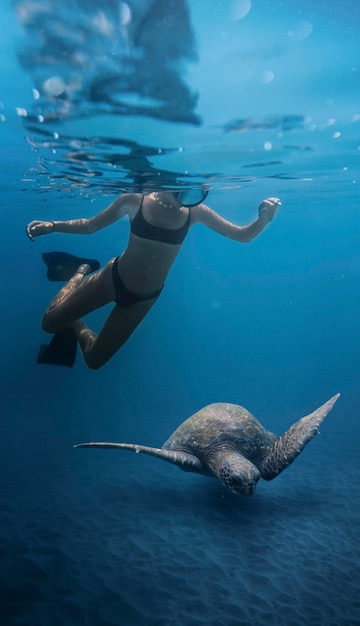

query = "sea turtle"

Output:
[[75, 394, 339, 495]]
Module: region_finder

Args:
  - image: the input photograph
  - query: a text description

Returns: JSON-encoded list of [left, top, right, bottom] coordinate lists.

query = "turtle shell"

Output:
[[163, 403, 277, 463]]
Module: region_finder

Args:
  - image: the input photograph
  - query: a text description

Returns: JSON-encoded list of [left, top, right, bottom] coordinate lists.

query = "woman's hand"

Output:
[[258, 197, 282, 223], [26, 220, 54, 241]]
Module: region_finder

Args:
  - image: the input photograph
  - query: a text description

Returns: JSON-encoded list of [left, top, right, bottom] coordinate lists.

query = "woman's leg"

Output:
[[72, 297, 158, 369], [42, 259, 116, 334]]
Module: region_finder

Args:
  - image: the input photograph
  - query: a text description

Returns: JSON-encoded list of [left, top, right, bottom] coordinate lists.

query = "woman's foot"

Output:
[[42, 251, 100, 281], [77, 263, 94, 276]]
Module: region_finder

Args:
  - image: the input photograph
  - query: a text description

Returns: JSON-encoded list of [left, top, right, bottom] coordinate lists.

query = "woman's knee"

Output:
[[81, 338, 117, 369], [41, 309, 61, 334], [83, 352, 108, 370]]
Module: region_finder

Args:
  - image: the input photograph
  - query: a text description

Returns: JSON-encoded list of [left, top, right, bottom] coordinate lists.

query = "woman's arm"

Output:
[[191, 197, 281, 243], [26, 193, 141, 241]]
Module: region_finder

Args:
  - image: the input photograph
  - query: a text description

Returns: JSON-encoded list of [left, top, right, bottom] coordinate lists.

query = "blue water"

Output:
[[1, 1, 360, 625]]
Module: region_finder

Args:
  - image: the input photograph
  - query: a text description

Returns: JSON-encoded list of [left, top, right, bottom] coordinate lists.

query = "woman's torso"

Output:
[[116, 194, 192, 293]]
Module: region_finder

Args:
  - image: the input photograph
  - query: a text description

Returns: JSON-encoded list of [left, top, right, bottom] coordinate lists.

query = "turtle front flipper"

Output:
[[259, 393, 340, 481], [74, 442, 202, 472]]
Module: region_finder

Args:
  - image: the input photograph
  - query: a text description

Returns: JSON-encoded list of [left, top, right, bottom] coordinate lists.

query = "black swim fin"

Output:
[[42, 251, 100, 281], [37, 327, 78, 367]]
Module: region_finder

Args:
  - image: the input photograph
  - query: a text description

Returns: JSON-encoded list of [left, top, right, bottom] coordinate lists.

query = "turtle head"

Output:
[[214, 451, 261, 496]]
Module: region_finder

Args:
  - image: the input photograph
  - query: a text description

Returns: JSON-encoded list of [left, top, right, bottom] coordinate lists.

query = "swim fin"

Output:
[[42, 251, 100, 281], [37, 327, 78, 367]]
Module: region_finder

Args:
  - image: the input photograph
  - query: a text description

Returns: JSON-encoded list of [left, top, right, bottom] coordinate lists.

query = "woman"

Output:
[[26, 189, 281, 369]]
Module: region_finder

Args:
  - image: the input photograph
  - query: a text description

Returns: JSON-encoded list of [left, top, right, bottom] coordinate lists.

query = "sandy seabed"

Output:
[[1, 428, 359, 626]]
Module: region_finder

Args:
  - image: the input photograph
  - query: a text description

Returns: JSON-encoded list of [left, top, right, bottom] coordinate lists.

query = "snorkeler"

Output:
[[26, 189, 281, 369]]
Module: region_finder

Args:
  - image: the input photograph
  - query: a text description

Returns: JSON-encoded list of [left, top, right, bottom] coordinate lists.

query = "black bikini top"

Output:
[[131, 196, 191, 245]]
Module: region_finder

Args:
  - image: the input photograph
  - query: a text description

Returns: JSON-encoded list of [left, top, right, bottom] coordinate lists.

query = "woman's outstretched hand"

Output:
[[26, 220, 54, 241], [258, 197, 282, 223]]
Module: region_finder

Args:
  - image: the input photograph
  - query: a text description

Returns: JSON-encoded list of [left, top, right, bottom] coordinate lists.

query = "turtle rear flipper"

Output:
[[260, 393, 340, 481]]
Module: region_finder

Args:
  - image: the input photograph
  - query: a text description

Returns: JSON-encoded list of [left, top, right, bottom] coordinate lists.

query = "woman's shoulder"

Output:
[[113, 193, 143, 216]]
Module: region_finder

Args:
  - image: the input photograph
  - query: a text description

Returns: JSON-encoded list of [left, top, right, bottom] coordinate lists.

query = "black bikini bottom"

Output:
[[112, 257, 163, 306]]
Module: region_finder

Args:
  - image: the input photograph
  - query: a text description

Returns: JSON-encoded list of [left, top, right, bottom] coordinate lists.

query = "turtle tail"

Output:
[[74, 442, 202, 471], [259, 393, 340, 481]]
